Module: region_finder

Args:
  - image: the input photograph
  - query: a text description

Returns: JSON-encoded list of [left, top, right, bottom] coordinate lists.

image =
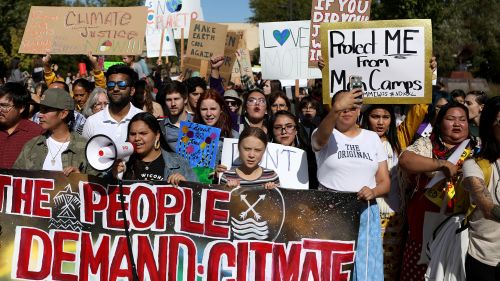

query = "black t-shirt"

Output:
[[127, 155, 165, 181]]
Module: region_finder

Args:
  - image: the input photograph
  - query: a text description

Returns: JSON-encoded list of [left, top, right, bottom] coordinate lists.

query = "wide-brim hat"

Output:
[[224, 89, 242, 104]]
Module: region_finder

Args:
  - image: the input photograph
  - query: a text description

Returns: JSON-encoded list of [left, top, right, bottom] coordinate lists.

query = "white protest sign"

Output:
[[321, 19, 433, 104], [145, 0, 204, 39], [146, 26, 177, 58], [259, 21, 321, 80], [221, 138, 309, 190]]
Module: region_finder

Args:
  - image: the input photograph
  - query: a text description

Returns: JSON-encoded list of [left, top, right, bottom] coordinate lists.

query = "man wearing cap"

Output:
[[13, 88, 94, 176], [82, 64, 142, 144]]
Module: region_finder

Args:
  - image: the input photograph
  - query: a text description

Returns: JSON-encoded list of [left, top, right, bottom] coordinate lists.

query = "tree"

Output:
[[371, 0, 500, 82], [249, 0, 312, 22]]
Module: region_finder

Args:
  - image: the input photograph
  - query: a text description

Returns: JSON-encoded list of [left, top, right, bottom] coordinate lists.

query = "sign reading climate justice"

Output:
[[321, 19, 433, 104], [19, 6, 147, 55], [0, 169, 362, 280]]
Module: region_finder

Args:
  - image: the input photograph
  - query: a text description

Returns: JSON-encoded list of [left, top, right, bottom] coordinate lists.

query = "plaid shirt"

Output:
[[12, 132, 96, 175]]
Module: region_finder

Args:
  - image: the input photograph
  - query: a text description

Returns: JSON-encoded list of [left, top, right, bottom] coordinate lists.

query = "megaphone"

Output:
[[85, 134, 134, 171]]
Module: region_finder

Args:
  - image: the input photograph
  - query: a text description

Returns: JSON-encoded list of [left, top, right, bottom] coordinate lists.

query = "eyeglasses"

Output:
[[0, 103, 14, 113], [271, 103, 287, 109], [247, 98, 266, 106], [106, 81, 130, 90], [273, 124, 296, 133]]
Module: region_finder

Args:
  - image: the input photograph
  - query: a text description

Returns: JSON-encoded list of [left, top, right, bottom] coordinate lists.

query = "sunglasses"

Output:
[[225, 100, 240, 107], [106, 80, 130, 90]]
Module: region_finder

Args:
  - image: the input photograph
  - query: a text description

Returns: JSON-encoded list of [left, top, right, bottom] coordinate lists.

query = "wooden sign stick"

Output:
[[180, 27, 185, 70], [295, 79, 300, 100], [158, 27, 166, 62]]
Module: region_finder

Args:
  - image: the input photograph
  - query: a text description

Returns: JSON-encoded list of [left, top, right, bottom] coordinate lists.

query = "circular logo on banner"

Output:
[[166, 0, 183, 13], [229, 186, 285, 242]]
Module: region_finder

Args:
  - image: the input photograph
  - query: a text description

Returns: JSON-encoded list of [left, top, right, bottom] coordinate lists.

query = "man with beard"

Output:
[[82, 64, 142, 143], [156, 80, 192, 151]]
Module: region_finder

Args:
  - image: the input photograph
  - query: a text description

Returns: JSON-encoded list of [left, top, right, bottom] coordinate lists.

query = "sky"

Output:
[[201, 0, 253, 23]]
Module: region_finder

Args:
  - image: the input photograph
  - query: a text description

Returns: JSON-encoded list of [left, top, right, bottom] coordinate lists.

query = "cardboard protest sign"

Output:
[[145, 0, 204, 39], [235, 30, 247, 49], [308, 0, 371, 67], [0, 169, 362, 280], [259, 21, 321, 80], [19, 6, 147, 55], [176, 121, 221, 169], [219, 32, 240, 85], [231, 48, 255, 86], [321, 19, 433, 104], [185, 20, 228, 61], [221, 138, 309, 190], [145, 25, 177, 58]]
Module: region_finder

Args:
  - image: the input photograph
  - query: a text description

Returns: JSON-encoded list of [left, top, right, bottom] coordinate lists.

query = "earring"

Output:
[[154, 139, 160, 150]]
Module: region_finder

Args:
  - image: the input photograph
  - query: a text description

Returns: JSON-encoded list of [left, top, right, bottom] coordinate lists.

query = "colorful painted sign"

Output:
[[321, 19, 433, 104], [0, 169, 362, 280], [175, 121, 221, 169], [19, 6, 147, 55], [259, 21, 321, 80]]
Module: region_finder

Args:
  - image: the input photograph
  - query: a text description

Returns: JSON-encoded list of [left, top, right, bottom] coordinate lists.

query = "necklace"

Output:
[[142, 151, 162, 171], [47, 136, 70, 166]]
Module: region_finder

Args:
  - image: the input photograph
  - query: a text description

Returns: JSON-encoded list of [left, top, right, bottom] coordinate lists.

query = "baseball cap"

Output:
[[40, 88, 75, 110]]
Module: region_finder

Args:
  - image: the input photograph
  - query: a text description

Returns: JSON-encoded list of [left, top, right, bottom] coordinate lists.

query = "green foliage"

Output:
[[249, 0, 312, 22], [373, 0, 500, 82]]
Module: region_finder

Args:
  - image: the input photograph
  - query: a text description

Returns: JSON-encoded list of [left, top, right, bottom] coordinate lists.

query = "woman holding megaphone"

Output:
[[112, 112, 196, 185]]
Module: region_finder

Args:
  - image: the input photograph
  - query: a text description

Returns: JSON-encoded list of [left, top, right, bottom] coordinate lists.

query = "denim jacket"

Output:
[[161, 149, 197, 182]]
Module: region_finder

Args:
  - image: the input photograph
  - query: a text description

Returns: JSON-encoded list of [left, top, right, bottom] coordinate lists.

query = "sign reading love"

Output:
[[259, 21, 321, 80]]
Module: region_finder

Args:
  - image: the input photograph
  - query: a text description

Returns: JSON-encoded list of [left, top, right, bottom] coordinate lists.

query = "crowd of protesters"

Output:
[[0, 50, 498, 281]]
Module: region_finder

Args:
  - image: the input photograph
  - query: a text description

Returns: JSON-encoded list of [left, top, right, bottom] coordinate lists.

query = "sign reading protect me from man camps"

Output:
[[321, 19, 433, 104], [186, 20, 228, 61], [19, 6, 147, 55], [0, 169, 362, 280]]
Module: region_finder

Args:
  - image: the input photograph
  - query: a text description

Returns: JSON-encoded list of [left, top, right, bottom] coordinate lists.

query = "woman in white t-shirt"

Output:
[[462, 96, 500, 281], [311, 88, 390, 281]]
